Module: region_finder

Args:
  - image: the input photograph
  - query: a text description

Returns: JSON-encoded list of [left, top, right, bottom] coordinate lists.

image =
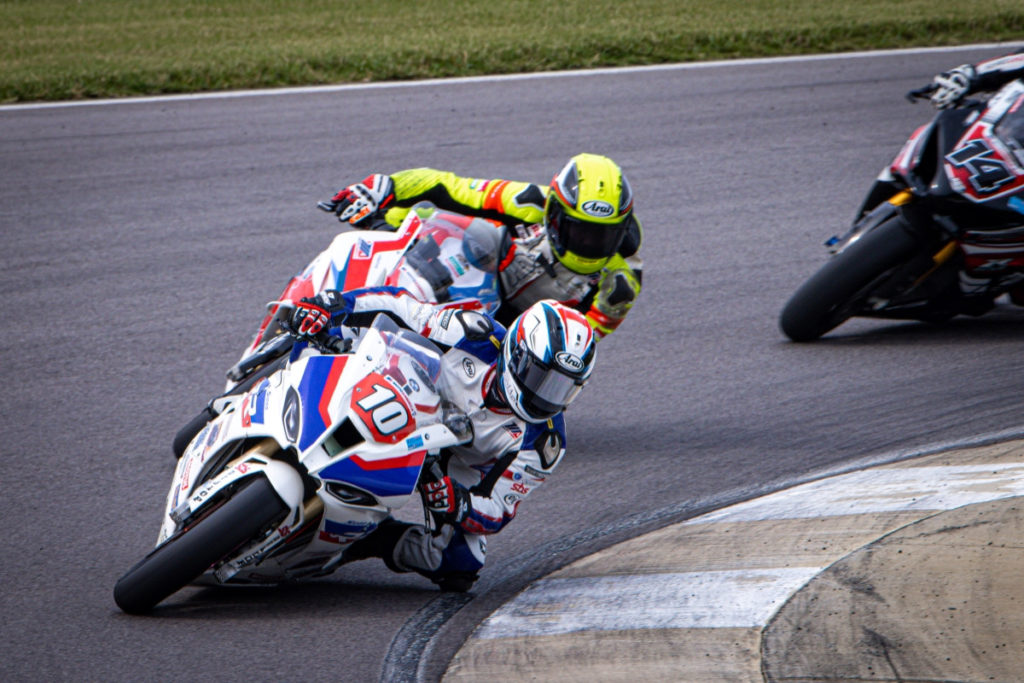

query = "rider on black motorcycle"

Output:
[[922, 47, 1024, 109], [316, 154, 643, 340], [289, 288, 597, 592]]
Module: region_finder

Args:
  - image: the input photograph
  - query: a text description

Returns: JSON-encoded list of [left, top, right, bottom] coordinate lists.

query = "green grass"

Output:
[[2, 0, 1023, 103]]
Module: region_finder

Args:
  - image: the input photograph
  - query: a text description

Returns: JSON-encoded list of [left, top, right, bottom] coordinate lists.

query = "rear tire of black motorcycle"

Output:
[[113, 476, 287, 615], [779, 217, 919, 342]]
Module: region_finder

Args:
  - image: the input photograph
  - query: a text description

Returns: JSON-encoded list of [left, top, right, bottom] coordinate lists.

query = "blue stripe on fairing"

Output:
[[318, 458, 422, 498], [297, 357, 336, 451]]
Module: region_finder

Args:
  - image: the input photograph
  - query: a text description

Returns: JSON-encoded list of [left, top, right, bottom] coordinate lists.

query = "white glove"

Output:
[[930, 64, 977, 109], [317, 173, 396, 227]]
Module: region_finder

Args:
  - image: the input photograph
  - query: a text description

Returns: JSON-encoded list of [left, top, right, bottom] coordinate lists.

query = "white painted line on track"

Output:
[[469, 450, 1024, 640], [692, 462, 1024, 523], [474, 567, 821, 637], [3, 41, 1023, 113]]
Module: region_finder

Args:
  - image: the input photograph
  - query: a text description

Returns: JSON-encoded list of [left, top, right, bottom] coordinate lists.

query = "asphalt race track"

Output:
[[3, 44, 1024, 682]]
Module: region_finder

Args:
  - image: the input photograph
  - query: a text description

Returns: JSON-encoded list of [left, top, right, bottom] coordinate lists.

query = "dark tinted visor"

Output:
[[509, 345, 584, 419], [548, 203, 627, 259]]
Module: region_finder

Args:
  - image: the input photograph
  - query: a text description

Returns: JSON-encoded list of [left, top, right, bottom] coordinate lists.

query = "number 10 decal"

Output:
[[352, 374, 415, 443]]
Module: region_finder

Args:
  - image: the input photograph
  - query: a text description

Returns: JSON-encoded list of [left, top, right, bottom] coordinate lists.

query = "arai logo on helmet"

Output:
[[556, 351, 584, 372], [580, 200, 615, 218]]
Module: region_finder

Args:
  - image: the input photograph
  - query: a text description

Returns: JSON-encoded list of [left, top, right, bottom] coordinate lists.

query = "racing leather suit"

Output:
[[968, 49, 1024, 93], [333, 286, 567, 582], [375, 168, 644, 339]]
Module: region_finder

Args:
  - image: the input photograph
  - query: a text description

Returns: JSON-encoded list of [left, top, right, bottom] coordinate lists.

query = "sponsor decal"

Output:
[[462, 357, 476, 378], [324, 519, 377, 541], [448, 255, 466, 276], [355, 238, 373, 259], [283, 386, 301, 443], [555, 351, 584, 372], [524, 465, 547, 478], [511, 482, 529, 495], [406, 435, 424, 449], [581, 199, 614, 217], [439, 309, 455, 329], [319, 530, 344, 544], [241, 381, 269, 428], [502, 422, 522, 439], [503, 493, 522, 505]]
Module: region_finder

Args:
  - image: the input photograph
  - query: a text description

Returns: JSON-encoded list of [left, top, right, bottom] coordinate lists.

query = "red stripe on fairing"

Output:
[[348, 450, 426, 471], [341, 231, 417, 290], [318, 356, 348, 427]]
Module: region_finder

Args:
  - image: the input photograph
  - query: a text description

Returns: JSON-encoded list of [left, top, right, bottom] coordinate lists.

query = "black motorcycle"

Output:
[[780, 79, 1024, 341]]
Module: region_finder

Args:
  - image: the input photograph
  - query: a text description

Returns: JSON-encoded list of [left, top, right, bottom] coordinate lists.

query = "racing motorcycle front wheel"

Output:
[[779, 217, 919, 342], [113, 475, 287, 614]]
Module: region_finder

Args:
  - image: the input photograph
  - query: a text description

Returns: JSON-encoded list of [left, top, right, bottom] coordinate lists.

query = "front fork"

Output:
[[833, 189, 957, 289]]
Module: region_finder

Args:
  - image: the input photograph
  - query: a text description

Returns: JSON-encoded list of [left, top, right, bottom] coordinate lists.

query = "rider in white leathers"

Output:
[[290, 286, 596, 592]]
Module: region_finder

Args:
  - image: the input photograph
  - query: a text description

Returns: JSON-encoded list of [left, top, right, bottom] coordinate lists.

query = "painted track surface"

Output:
[[2, 44, 1023, 681], [448, 440, 1024, 681]]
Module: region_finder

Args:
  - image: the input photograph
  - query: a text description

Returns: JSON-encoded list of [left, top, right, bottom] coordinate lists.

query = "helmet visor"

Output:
[[548, 203, 627, 260], [509, 345, 585, 419]]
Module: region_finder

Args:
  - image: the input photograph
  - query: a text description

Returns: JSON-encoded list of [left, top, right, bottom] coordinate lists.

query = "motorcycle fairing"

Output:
[[384, 215, 500, 315], [944, 81, 1024, 204], [296, 355, 349, 451], [245, 227, 418, 355], [318, 450, 427, 499]]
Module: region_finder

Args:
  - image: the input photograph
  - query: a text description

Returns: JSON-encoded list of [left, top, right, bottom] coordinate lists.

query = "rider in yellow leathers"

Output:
[[318, 153, 643, 340]]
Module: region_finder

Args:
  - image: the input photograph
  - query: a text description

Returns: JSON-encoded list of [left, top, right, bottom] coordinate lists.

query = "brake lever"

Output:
[[905, 83, 937, 103]]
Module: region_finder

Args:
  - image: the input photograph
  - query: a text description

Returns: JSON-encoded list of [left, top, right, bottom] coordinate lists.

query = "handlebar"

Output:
[[226, 333, 295, 382], [905, 83, 937, 103]]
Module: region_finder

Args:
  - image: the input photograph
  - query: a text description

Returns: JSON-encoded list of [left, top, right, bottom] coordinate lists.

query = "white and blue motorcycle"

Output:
[[114, 315, 471, 614]]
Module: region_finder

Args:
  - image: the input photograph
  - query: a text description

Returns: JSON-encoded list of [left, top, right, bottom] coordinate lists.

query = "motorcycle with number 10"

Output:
[[114, 315, 472, 614], [780, 78, 1024, 341]]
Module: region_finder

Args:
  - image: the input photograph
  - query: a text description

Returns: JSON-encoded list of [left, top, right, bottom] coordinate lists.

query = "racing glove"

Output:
[[929, 64, 977, 109], [288, 291, 348, 339], [317, 174, 396, 228], [421, 472, 470, 526]]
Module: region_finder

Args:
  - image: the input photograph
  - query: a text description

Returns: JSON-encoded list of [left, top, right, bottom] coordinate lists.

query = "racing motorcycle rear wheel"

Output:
[[779, 217, 919, 342], [113, 475, 287, 614]]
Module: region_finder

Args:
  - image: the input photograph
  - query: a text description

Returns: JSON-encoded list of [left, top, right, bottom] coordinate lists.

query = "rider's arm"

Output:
[[459, 417, 566, 535], [583, 216, 644, 339], [320, 286, 495, 339], [585, 252, 643, 339], [972, 48, 1024, 93], [318, 286, 437, 331], [382, 168, 547, 228]]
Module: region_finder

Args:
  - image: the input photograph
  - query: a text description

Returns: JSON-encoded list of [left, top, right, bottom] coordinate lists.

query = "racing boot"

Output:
[[341, 518, 415, 573], [427, 571, 479, 593]]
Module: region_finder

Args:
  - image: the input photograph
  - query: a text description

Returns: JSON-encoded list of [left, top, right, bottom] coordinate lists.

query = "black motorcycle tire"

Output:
[[113, 475, 287, 614], [779, 217, 920, 342], [171, 405, 217, 459]]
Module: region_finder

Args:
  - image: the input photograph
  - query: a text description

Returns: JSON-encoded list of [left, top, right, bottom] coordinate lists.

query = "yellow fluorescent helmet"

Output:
[[545, 153, 634, 274]]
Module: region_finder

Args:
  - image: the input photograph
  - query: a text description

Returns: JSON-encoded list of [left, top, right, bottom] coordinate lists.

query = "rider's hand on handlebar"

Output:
[[928, 64, 977, 109], [421, 472, 470, 526], [317, 174, 396, 228], [289, 297, 332, 339]]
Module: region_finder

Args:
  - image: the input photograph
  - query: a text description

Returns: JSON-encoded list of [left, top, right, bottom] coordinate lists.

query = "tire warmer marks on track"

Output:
[[441, 439, 1024, 682]]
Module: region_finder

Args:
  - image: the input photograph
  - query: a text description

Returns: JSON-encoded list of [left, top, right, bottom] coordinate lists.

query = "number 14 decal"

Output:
[[946, 139, 1014, 195]]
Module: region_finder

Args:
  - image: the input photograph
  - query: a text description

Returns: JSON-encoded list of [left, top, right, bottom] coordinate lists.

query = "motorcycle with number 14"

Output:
[[780, 78, 1024, 341]]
